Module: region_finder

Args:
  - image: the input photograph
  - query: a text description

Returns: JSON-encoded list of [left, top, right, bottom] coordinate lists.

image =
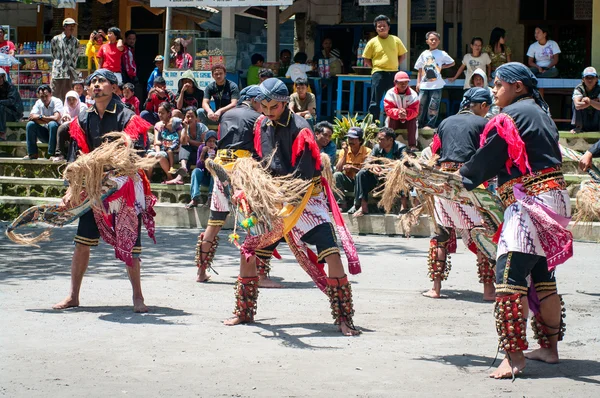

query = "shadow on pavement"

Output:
[[415, 353, 600, 384], [27, 305, 192, 325], [441, 289, 493, 304]]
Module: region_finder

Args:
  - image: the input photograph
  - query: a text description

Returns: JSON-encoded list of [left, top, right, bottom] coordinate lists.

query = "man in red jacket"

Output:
[[383, 71, 420, 152]]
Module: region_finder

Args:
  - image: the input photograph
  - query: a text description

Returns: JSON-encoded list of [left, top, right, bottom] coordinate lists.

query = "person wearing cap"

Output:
[[351, 127, 406, 217], [192, 84, 283, 287], [459, 62, 572, 379], [147, 55, 164, 94], [383, 71, 420, 151], [52, 68, 153, 313], [425, 87, 494, 302], [223, 78, 361, 336], [571, 66, 600, 134], [333, 126, 371, 211], [50, 18, 80, 102], [362, 14, 408, 121], [0, 68, 23, 141]]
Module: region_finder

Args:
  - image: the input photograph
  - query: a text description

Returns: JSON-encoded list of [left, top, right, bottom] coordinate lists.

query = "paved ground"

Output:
[[1, 223, 599, 397]]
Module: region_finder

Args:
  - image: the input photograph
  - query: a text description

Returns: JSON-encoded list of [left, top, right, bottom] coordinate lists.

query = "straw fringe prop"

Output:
[[320, 153, 343, 199], [573, 181, 600, 224], [6, 133, 157, 246], [207, 156, 313, 224]]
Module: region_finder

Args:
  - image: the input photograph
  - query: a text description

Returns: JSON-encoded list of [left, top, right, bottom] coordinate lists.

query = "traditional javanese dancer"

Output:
[[194, 85, 281, 288], [6, 69, 155, 312], [222, 78, 361, 336], [459, 63, 572, 379], [424, 87, 496, 300]]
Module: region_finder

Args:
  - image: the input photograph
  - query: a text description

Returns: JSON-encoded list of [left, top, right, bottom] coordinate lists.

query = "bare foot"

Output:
[[353, 208, 365, 218], [422, 289, 441, 298], [52, 296, 79, 309], [133, 297, 148, 313], [223, 316, 245, 326], [483, 283, 496, 301], [196, 267, 211, 283], [339, 323, 361, 336], [258, 275, 283, 288], [525, 348, 559, 364], [489, 355, 526, 379]]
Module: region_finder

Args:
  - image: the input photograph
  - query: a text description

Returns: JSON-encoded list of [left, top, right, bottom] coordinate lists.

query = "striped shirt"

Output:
[[50, 33, 80, 79]]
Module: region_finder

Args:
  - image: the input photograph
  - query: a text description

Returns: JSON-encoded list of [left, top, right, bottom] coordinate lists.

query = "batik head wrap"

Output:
[[239, 84, 262, 101], [494, 62, 550, 115], [460, 87, 493, 109], [257, 78, 290, 102], [85, 69, 118, 86]]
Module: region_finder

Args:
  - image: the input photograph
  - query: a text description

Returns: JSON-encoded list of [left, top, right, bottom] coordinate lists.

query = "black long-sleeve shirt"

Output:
[[589, 140, 600, 157], [460, 98, 562, 190], [257, 108, 318, 180], [434, 112, 488, 163], [217, 102, 260, 152]]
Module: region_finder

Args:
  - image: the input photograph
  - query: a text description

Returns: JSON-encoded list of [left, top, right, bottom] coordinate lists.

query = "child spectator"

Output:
[[258, 67, 275, 83], [97, 27, 125, 83], [176, 70, 204, 110], [147, 55, 164, 93], [51, 90, 87, 162], [288, 77, 316, 126], [247, 54, 265, 86], [166, 106, 208, 185], [141, 76, 175, 125], [72, 80, 86, 103], [186, 130, 217, 208], [121, 82, 140, 115], [0, 26, 16, 76], [114, 82, 124, 98], [484, 27, 511, 79], [414, 31, 454, 129], [383, 71, 420, 151], [285, 52, 313, 89], [171, 38, 193, 70], [146, 102, 182, 182], [466, 68, 497, 118], [448, 37, 491, 89]]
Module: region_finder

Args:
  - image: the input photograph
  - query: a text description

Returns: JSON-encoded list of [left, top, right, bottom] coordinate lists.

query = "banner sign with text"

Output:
[[150, 0, 293, 7], [358, 0, 390, 5]]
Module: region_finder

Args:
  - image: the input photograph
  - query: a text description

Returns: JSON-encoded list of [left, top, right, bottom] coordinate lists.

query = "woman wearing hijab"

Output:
[[50, 90, 88, 162], [459, 62, 572, 379]]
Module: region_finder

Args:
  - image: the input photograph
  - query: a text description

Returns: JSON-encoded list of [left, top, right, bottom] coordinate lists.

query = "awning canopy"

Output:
[[11, 0, 84, 8]]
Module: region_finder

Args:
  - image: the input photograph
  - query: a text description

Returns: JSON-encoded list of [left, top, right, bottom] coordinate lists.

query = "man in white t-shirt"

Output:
[[414, 31, 454, 129], [527, 26, 561, 78], [24, 84, 64, 159]]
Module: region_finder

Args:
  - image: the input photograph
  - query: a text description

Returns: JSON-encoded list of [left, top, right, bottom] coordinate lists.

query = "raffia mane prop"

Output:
[[320, 153, 343, 199], [206, 156, 312, 226], [6, 133, 158, 246], [574, 181, 600, 225]]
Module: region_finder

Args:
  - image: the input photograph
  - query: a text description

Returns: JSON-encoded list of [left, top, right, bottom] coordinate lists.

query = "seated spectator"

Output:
[[199, 64, 240, 125], [527, 26, 560, 78], [247, 53, 264, 86], [72, 80, 86, 103], [121, 82, 140, 114], [97, 27, 125, 84], [84, 84, 95, 107], [0, 68, 23, 141], [146, 102, 182, 182], [315, 121, 336, 167], [258, 67, 275, 83], [571, 66, 600, 134], [176, 70, 204, 111], [286, 52, 313, 91], [166, 106, 208, 185], [186, 130, 217, 208], [141, 76, 175, 125], [289, 77, 316, 126], [313, 37, 344, 76], [350, 127, 407, 217], [24, 84, 63, 160], [51, 90, 86, 161], [333, 127, 371, 211], [383, 71, 419, 152], [466, 68, 497, 118], [278, 49, 292, 77], [147, 55, 164, 93]]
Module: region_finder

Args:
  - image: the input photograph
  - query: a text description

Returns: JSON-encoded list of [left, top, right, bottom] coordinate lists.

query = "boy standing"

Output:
[[414, 31, 454, 129], [362, 14, 408, 121]]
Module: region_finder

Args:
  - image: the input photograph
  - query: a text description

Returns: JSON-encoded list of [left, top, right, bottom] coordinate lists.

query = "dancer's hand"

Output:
[[579, 151, 593, 171]]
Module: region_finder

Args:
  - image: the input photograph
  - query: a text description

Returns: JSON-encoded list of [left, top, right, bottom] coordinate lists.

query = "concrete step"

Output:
[[0, 176, 208, 204], [0, 141, 49, 158], [1, 196, 597, 241]]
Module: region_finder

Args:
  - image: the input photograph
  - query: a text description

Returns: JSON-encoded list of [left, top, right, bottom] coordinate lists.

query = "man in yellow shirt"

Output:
[[363, 14, 408, 122], [333, 127, 371, 211]]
